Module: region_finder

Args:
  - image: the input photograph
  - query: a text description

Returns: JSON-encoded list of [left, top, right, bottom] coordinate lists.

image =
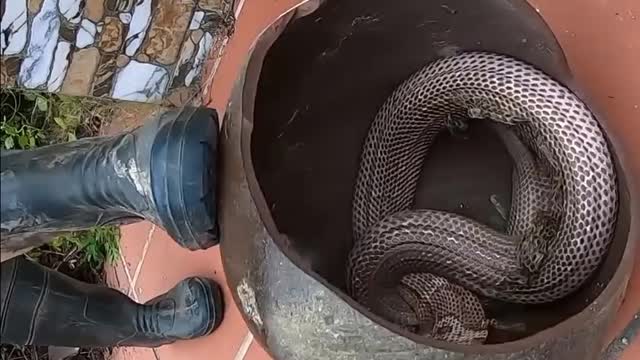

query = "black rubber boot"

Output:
[[1, 106, 219, 254], [0, 106, 224, 347], [0, 256, 224, 347]]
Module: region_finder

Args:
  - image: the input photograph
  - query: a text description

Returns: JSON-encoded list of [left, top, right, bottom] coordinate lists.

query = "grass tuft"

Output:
[[28, 226, 121, 271], [1, 89, 115, 150]]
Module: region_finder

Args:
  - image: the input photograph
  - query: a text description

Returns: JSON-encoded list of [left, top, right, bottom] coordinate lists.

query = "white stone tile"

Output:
[[112, 61, 170, 102], [18, 0, 61, 89], [47, 41, 72, 92], [174, 36, 197, 76], [189, 11, 205, 30], [185, 32, 214, 87], [76, 19, 97, 49], [119, 13, 132, 24], [1, 0, 28, 55], [124, 0, 153, 56], [58, 0, 83, 24]]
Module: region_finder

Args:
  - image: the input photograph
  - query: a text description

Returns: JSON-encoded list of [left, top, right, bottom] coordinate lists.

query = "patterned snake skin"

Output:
[[347, 52, 618, 344]]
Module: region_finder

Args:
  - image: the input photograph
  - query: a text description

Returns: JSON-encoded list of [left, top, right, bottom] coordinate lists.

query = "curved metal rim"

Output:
[[228, 2, 639, 355]]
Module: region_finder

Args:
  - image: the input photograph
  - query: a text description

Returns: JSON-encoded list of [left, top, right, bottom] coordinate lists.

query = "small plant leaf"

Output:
[[29, 136, 36, 147], [67, 132, 77, 141], [35, 96, 48, 112], [4, 137, 14, 149], [49, 237, 65, 252], [3, 124, 18, 136], [18, 135, 29, 148], [53, 116, 67, 130]]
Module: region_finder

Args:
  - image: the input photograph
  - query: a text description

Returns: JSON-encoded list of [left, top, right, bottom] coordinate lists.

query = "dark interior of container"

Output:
[[249, 0, 630, 344]]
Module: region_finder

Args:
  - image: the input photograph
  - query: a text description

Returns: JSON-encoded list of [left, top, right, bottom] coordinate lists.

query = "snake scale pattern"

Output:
[[347, 52, 618, 344]]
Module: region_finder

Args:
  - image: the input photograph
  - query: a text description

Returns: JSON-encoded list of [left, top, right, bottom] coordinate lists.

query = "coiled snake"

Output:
[[346, 52, 618, 344]]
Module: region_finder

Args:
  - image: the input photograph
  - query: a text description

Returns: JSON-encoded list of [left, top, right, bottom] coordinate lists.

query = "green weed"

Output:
[[52, 226, 121, 268], [1, 88, 113, 150]]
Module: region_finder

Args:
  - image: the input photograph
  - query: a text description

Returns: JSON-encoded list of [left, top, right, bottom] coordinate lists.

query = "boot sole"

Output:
[[150, 107, 220, 250]]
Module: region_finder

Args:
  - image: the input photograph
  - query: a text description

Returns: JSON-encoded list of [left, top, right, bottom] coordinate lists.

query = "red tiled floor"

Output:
[[105, 253, 130, 294], [243, 338, 271, 360], [104, 251, 131, 295], [106, 0, 639, 359], [115, 223, 156, 298], [621, 339, 640, 360], [110, 347, 158, 360]]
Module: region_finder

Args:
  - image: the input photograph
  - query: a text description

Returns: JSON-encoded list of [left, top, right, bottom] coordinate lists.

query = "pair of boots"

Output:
[[1, 107, 224, 347]]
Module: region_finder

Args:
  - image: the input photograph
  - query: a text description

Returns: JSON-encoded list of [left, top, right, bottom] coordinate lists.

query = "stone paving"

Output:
[[1, 0, 234, 106]]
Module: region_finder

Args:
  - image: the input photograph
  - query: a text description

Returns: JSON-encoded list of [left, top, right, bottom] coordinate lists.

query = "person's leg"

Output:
[[0, 106, 224, 347], [1, 106, 219, 258], [1, 256, 223, 347]]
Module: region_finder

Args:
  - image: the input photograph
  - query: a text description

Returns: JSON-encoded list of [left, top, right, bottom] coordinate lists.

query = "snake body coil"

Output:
[[347, 52, 618, 344]]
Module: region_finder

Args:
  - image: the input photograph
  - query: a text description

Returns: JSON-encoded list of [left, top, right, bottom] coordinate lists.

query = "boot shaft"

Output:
[[1, 134, 153, 234], [1, 107, 220, 255]]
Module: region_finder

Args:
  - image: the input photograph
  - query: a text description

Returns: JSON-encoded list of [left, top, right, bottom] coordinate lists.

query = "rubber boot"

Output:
[[0, 106, 224, 347], [0, 256, 223, 347], [1, 106, 219, 257]]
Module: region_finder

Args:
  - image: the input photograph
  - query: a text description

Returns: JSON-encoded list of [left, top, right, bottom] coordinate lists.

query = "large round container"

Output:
[[219, 1, 637, 359]]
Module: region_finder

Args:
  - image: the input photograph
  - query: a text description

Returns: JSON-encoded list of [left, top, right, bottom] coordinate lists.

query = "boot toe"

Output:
[[152, 276, 224, 341], [189, 277, 225, 337]]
